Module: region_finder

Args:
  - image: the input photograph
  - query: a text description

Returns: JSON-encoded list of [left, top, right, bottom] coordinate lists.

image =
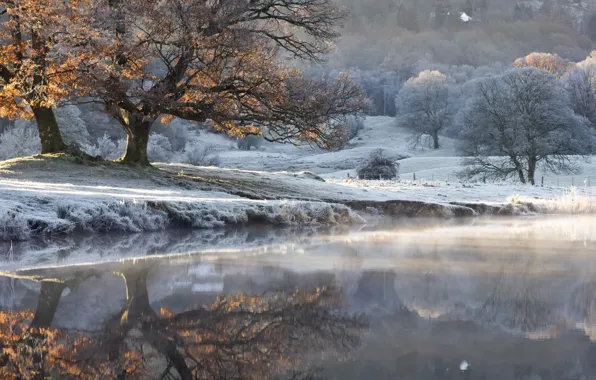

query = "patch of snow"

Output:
[[192, 282, 224, 293]]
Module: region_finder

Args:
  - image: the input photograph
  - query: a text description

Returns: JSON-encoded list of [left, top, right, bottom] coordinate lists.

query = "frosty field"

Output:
[[2, 116, 596, 242]]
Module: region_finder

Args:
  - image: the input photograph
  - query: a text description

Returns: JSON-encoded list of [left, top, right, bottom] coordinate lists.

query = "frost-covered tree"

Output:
[[566, 66, 596, 126], [395, 70, 454, 149], [147, 133, 173, 163], [458, 67, 595, 185], [67, 0, 367, 166], [513, 52, 573, 78]]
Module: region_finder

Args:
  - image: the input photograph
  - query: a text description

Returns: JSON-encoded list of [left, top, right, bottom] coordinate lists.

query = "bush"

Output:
[[55, 105, 91, 146], [357, 149, 399, 180], [156, 118, 192, 151], [81, 133, 126, 160], [147, 133, 173, 162], [179, 142, 220, 166], [345, 115, 365, 139], [237, 135, 263, 151], [0, 121, 41, 160]]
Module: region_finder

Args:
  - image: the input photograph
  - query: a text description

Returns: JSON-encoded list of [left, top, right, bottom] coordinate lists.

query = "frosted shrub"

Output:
[[180, 142, 220, 166], [162, 119, 192, 151], [55, 105, 91, 146], [82, 133, 126, 160], [147, 133, 173, 162], [0, 122, 41, 160], [345, 115, 365, 139], [0, 211, 30, 241], [357, 149, 399, 180]]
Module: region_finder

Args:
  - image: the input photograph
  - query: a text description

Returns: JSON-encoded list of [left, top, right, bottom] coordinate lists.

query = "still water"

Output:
[[2, 216, 596, 379]]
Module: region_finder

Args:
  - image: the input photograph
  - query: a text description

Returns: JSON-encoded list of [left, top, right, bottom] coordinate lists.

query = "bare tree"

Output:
[[395, 70, 454, 149], [458, 67, 595, 185]]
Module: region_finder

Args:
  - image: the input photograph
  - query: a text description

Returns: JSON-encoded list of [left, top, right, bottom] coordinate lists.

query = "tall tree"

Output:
[[566, 66, 596, 126], [539, 0, 553, 17], [397, 4, 419, 32], [458, 68, 594, 185], [434, 0, 450, 28], [514, 52, 573, 78], [0, 1, 78, 154], [395, 70, 454, 149], [70, 0, 368, 165], [462, 0, 474, 16]]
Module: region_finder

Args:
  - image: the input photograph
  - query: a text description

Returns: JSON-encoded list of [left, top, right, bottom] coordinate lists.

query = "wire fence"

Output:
[[339, 171, 596, 189]]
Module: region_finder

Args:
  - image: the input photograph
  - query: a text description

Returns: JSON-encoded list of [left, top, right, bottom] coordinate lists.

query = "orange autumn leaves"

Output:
[[0, 310, 144, 379], [0, 1, 94, 119], [0, 0, 367, 163]]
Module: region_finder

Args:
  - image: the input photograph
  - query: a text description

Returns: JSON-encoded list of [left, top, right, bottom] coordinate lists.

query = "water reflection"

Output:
[[0, 262, 366, 379], [3, 216, 596, 378]]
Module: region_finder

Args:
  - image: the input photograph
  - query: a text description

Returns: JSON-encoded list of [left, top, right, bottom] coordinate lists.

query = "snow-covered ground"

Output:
[[4, 116, 596, 242], [195, 116, 596, 206]]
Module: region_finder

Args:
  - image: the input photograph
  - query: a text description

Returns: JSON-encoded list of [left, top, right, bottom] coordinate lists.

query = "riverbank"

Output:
[[0, 154, 588, 242]]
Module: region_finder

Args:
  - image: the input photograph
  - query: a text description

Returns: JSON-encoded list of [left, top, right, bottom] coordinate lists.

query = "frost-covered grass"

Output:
[[1, 198, 360, 242], [0, 155, 367, 241], [512, 187, 596, 215]]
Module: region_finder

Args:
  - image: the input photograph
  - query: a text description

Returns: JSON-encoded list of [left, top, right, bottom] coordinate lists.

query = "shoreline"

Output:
[[0, 154, 578, 242]]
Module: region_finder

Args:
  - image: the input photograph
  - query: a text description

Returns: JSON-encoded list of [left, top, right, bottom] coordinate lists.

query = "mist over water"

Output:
[[2, 216, 596, 378]]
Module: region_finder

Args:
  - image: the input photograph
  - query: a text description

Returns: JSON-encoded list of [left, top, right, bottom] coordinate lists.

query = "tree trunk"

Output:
[[517, 168, 526, 184], [32, 106, 66, 154], [31, 281, 67, 328], [120, 121, 152, 165], [527, 157, 537, 186], [432, 132, 440, 149], [120, 267, 155, 323]]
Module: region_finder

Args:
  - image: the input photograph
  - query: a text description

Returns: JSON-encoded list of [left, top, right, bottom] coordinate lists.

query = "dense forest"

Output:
[[326, 0, 596, 117]]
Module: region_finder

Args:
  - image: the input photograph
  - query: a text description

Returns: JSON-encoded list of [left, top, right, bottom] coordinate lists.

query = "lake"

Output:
[[2, 216, 596, 379]]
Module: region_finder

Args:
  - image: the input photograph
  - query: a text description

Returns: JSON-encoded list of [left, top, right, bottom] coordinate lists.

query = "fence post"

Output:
[[432, 174, 434, 181], [572, 177, 574, 187], [413, 173, 416, 181], [541, 176, 544, 187]]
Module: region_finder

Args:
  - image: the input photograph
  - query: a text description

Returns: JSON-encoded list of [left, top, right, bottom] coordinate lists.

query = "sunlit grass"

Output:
[[514, 187, 596, 214]]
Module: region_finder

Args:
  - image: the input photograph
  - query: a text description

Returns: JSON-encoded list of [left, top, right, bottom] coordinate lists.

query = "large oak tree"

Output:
[[69, 0, 368, 165], [0, 1, 84, 154]]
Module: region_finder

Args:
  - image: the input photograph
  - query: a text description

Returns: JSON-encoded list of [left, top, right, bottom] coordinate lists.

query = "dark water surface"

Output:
[[2, 216, 596, 379]]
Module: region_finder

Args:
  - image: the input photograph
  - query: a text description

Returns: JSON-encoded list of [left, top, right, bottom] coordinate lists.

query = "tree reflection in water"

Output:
[[0, 265, 367, 379]]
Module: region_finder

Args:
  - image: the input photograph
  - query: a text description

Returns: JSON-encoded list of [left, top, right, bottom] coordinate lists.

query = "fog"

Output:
[[317, 0, 596, 117]]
